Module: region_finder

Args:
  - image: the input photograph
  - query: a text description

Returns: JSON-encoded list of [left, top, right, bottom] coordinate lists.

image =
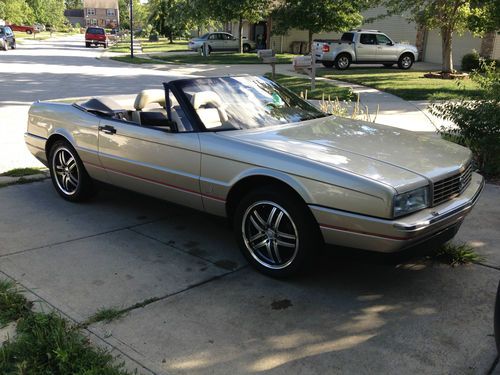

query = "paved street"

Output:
[[1, 35, 499, 374]]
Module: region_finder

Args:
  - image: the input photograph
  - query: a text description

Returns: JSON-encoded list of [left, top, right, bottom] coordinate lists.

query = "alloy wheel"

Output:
[[338, 56, 349, 69], [242, 201, 299, 270], [401, 56, 412, 68], [52, 147, 79, 195]]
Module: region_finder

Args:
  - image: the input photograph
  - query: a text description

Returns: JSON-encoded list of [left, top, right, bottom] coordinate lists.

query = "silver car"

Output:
[[188, 32, 256, 53], [25, 76, 484, 277]]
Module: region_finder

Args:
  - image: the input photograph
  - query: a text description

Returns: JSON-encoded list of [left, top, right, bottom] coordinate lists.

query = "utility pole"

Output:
[[129, 0, 134, 58]]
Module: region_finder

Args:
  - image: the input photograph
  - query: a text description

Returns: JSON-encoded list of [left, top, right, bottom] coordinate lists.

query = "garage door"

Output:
[[424, 30, 483, 67]]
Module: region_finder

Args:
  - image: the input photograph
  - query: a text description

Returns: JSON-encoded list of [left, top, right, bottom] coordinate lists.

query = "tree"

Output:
[[381, 0, 500, 73], [207, 0, 271, 53], [0, 0, 35, 25], [271, 0, 367, 53], [27, 0, 65, 27], [64, 0, 82, 9], [119, 0, 147, 30], [185, 0, 219, 37], [148, 0, 192, 42]]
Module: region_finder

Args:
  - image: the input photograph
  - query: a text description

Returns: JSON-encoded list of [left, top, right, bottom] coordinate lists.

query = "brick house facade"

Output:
[[83, 0, 119, 28]]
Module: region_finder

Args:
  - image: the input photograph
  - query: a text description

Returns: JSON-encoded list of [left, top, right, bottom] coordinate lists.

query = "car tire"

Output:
[[243, 43, 251, 53], [85, 42, 90, 48], [383, 63, 393, 68], [26, 30, 32, 35], [398, 53, 414, 70], [104, 42, 108, 48], [11, 41, 16, 50], [322, 61, 335, 68], [49, 140, 94, 202], [233, 186, 321, 278], [335, 53, 351, 70]]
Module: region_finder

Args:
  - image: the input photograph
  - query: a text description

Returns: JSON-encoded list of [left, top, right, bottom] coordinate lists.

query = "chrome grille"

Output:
[[432, 162, 473, 206]]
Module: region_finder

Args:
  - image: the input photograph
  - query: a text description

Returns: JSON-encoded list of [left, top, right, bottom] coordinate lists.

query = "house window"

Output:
[[87, 8, 95, 16], [91, 19, 97, 26], [106, 9, 115, 16], [85, 19, 90, 26]]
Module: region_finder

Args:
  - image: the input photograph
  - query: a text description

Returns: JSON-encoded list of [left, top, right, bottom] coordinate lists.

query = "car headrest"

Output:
[[191, 91, 224, 110], [134, 89, 166, 110]]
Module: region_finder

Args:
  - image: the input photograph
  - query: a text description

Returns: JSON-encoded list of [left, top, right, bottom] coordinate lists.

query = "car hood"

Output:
[[220, 116, 471, 191]]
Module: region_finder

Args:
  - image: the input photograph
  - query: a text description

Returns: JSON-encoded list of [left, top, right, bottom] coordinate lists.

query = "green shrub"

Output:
[[462, 50, 499, 72], [430, 59, 500, 177]]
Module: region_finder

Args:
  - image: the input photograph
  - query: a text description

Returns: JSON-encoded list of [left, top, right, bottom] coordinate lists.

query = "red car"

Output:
[[8, 24, 35, 34], [85, 27, 108, 48]]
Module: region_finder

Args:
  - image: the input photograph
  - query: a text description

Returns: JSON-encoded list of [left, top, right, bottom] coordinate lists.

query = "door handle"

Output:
[[98, 125, 116, 135]]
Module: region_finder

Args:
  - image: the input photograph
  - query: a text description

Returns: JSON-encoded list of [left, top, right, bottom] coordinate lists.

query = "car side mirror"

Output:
[[387, 42, 393, 46]]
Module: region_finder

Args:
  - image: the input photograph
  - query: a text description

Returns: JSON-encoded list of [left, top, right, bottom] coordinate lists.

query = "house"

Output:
[[230, 7, 499, 67], [64, 9, 85, 27], [83, 0, 119, 29]]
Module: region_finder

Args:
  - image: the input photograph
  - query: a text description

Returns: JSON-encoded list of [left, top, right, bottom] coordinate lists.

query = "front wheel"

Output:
[[49, 140, 94, 202], [398, 54, 414, 70], [335, 54, 351, 70], [234, 187, 321, 277]]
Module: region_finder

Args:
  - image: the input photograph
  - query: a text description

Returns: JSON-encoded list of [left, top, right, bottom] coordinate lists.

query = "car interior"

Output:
[[77, 88, 230, 132], [76, 89, 192, 132]]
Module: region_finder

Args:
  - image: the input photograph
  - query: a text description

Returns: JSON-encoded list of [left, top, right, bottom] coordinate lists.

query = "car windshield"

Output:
[[87, 28, 104, 34], [199, 33, 209, 39], [177, 76, 327, 131]]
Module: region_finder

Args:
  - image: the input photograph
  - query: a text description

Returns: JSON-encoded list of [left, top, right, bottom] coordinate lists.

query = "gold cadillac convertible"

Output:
[[25, 76, 484, 277]]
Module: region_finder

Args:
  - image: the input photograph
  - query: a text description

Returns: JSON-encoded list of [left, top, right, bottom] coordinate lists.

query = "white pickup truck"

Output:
[[314, 30, 418, 70]]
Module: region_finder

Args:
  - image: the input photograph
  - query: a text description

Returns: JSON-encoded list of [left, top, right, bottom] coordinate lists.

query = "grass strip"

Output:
[[266, 73, 353, 100]]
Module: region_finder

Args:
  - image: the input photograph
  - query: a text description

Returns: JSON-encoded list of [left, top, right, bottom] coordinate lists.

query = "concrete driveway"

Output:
[[0, 179, 499, 374]]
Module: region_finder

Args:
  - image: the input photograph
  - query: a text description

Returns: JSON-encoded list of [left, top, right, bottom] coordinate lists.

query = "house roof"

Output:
[[83, 0, 118, 8], [64, 9, 84, 17]]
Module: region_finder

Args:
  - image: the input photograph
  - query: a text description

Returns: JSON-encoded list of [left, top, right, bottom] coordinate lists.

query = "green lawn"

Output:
[[266, 73, 352, 100], [316, 67, 484, 100], [151, 52, 296, 65], [108, 41, 132, 53], [15, 31, 81, 41], [141, 39, 189, 53]]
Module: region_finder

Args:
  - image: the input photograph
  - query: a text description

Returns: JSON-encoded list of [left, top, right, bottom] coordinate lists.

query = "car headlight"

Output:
[[393, 186, 429, 217]]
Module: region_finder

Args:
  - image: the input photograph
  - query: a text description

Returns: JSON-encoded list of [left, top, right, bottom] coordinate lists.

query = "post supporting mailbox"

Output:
[[292, 54, 316, 90], [258, 49, 277, 79]]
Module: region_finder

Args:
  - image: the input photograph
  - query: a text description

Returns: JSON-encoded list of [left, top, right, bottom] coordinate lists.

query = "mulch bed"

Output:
[[423, 71, 469, 79]]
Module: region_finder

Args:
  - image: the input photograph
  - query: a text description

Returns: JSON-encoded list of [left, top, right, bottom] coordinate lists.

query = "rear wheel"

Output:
[[335, 53, 351, 70], [234, 186, 321, 278], [398, 53, 414, 70], [322, 61, 335, 68], [49, 140, 94, 202], [85, 42, 90, 48]]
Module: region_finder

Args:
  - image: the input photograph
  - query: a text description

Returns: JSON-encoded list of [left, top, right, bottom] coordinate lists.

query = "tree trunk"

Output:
[[168, 30, 173, 44], [441, 27, 453, 73], [308, 30, 313, 54], [238, 16, 243, 54]]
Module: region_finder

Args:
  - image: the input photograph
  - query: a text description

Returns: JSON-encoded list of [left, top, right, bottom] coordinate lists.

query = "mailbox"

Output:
[[293, 55, 312, 69]]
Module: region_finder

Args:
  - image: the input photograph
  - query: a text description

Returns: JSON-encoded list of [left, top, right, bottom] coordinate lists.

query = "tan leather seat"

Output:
[[191, 91, 228, 128], [132, 89, 166, 124]]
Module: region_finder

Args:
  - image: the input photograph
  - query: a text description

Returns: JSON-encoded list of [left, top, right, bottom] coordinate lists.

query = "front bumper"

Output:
[[310, 172, 484, 253]]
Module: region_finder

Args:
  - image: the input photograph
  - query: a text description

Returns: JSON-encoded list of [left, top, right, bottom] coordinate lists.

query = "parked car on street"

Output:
[[314, 30, 419, 70], [85, 27, 108, 48], [188, 32, 256, 53], [8, 24, 35, 35], [25, 75, 483, 277], [0, 26, 16, 51]]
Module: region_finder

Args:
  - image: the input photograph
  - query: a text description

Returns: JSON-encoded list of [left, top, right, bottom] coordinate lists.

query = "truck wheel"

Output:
[[322, 61, 334, 68], [398, 53, 414, 70], [85, 42, 90, 48], [234, 186, 321, 278], [335, 54, 351, 70]]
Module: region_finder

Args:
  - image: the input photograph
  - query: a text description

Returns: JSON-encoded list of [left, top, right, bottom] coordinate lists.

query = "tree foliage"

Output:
[[272, 0, 367, 50], [119, 0, 148, 30], [148, 0, 193, 42], [380, 0, 500, 73], [0, 0, 35, 25], [27, 0, 65, 27]]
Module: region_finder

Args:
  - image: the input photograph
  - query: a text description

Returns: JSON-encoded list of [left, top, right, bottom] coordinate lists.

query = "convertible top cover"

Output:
[[78, 97, 123, 117]]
